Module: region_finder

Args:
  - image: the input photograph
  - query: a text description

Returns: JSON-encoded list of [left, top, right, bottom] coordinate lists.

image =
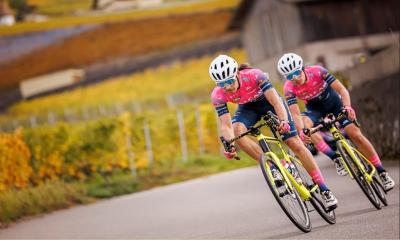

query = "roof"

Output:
[[227, 0, 256, 30]]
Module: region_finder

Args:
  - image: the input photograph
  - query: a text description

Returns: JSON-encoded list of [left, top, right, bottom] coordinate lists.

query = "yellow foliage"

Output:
[[0, 49, 248, 191], [0, 129, 33, 191]]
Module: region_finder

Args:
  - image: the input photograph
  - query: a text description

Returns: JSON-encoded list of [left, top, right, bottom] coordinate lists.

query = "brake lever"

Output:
[[303, 128, 311, 137], [220, 136, 240, 160]]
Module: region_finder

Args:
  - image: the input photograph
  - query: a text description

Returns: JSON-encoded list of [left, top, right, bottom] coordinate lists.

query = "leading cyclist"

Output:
[[209, 54, 338, 208], [277, 53, 395, 191]]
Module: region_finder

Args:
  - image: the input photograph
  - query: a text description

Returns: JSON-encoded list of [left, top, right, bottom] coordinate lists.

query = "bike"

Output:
[[220, 112, 336, 233], [305, 111, 388, 210]]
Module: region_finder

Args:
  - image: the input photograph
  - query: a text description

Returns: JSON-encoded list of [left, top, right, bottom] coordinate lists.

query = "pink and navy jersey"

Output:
[[284, 65, 336, 106], [211, 68, 273, 116]]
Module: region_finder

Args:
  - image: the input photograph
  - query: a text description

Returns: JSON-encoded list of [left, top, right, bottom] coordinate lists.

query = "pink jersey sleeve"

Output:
[[284, 82, 297, 106], [211, 87, 229, 116]]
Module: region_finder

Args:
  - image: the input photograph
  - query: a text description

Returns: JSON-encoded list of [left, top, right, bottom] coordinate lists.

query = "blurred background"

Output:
[[0, 0, 398, 225]]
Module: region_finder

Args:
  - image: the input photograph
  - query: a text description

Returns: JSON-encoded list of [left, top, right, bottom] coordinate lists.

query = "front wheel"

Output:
[[337, 142, 381, 210], [292, 159, 336, 224], [260, 155, 311, 233], [371, 175, 388, 206]]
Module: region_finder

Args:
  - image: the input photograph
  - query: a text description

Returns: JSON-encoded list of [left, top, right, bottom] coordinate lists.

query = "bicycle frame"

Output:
[[256, 132, 318, 201], [327, 125, 376, 183]]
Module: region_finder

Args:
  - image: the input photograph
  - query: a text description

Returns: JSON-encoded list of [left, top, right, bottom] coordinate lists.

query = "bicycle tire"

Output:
[[337, 142, 381, 209], [291, 159, 336, 224], [260, 155, 312, 233], [354, 151, 388, 207], [371, 175, 388, 206]]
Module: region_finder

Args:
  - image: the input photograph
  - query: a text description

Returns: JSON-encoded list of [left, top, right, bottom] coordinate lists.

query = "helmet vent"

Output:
[[289, 63, 292, 70], [227, 67, 230, 76], [284, 66, 289, 72], [216, 73, 221, 80], [233, 67, 236, 73], [222, 71, 226, 79]]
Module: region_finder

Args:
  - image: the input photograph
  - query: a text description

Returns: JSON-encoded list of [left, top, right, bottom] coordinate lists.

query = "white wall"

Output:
[[252, 32, 399, 84]]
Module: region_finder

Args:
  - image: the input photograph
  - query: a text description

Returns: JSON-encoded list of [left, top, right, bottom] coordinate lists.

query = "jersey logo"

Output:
[[234, 97, 241, 101], [242, 77, 250, 82]]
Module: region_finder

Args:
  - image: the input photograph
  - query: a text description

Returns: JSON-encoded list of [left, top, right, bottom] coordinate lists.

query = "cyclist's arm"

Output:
[[264, 88, 288, 122], [288, 103, 305, 133], [330, 79, 351, 107], [219, 113, 235, 142]]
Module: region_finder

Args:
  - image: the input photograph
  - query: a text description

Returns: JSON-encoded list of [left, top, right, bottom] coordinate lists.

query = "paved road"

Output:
[[0, 156, 399, 239]]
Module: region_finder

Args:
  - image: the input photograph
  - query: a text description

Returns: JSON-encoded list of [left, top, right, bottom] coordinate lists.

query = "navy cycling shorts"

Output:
[[232, 96, 298, 141], [302, 88, 353, 128]]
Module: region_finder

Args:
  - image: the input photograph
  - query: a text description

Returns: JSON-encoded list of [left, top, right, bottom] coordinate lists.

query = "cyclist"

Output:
[[209, 54, 338, 208], [277, 53, 395, 191]]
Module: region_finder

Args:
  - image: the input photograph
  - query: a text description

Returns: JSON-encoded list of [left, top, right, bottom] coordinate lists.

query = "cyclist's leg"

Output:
[[342, 123, 395, 190], [279, 103, 334, 195], [332, 98, 383, 172], [232, 105, 263, 162]]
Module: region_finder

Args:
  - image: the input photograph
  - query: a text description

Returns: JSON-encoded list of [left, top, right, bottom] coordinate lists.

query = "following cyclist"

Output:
[[209, 54, 338, 208], [278, 53, 395, 191]]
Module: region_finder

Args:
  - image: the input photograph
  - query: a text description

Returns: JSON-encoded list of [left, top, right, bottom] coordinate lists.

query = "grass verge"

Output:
[[0, 154, 256, 226]]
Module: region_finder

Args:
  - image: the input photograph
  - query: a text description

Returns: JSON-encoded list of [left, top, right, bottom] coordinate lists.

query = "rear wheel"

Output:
[[260, 155, 311, 232], [292, 159, 336, 224], [337, 142, 381, 209]]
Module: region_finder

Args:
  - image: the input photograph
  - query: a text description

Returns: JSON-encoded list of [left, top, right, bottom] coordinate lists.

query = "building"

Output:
[[229, 0, 399, 80]]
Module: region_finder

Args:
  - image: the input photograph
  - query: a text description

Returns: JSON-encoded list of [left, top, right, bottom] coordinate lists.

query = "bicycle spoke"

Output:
[[260, 157, 311, 232]]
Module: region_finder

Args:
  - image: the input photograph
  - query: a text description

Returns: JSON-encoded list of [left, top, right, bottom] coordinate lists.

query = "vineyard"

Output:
[[0, 0, 239, 36], [0, 10, 234, 92]]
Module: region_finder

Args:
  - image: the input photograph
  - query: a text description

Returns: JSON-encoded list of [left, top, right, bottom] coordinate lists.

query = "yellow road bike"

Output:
[[221, 112, 336, 233], [306, 112, 388, 210]]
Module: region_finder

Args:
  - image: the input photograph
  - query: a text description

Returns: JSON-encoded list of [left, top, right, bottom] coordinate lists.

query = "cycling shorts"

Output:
[[232, 96, 298, 141], [302, 88, 352, 128]]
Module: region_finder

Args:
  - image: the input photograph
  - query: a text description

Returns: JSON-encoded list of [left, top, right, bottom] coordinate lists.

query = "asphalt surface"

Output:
[[0, 156, 399, 239]]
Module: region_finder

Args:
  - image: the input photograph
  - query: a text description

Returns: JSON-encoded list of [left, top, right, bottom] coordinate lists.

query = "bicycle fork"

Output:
[[257, 134, 312, 201], [338, 140, 375, 182]]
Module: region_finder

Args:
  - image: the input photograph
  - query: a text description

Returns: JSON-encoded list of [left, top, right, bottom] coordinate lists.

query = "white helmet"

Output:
[[277, 53, 303, 76], [209, 55, 238, 83]]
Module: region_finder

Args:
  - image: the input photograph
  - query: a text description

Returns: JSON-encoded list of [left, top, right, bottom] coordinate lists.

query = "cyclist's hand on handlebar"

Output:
[[300, 129, 312, 144], [223, 146, 237, 160], [278, 120, 291, 134], [344, 105, 356, 121]]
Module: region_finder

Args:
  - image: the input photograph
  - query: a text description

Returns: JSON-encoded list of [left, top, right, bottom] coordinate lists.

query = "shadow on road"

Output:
[[338, 207, 379, 218]]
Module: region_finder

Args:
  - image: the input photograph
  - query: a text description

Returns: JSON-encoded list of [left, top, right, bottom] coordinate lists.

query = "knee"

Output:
[[349, 129, 364, 143], [233, 123, 246, 136], [302, 116, 314, 128], [233, 123, 247, 146]]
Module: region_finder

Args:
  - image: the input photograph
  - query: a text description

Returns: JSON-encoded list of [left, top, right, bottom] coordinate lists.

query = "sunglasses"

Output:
[[286, 70, 302, 81], [217, 78, 236, 88]]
